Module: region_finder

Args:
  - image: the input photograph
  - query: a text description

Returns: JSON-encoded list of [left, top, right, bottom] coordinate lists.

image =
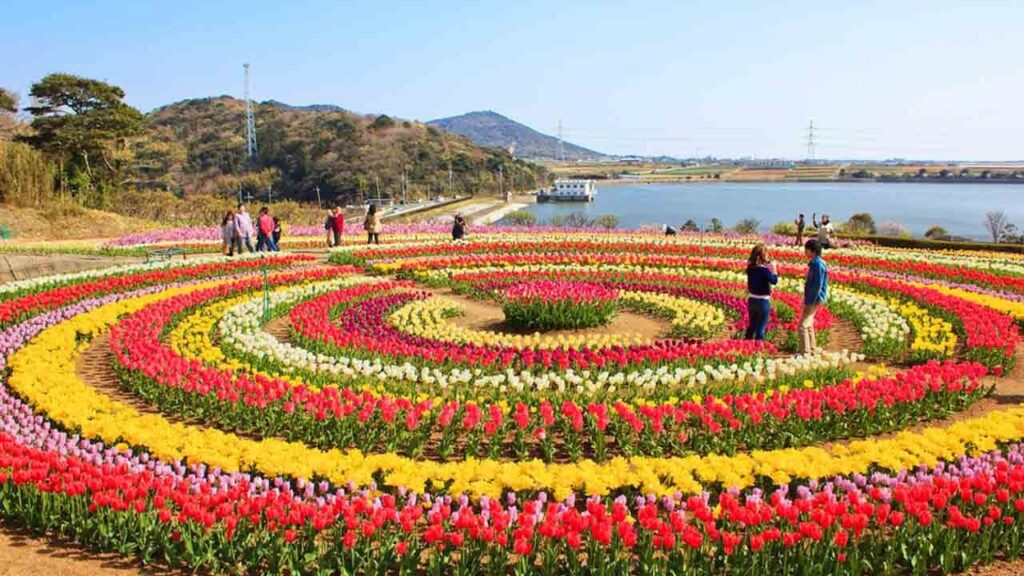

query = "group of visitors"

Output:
[[794, 213, 834, 248], [744, 239, 829, 355], [324, 204, 385, 247], [221, 204, 282, 256]]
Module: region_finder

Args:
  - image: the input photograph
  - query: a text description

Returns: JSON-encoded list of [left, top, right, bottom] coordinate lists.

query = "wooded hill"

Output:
[[135, 97, 547, 204]]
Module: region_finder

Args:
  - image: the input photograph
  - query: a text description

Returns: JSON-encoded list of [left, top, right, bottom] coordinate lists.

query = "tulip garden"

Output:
[[2, 230, 1024, 574]]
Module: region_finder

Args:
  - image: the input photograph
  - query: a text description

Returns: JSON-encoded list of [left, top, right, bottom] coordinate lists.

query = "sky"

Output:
[[2, 0, 1023, 161]]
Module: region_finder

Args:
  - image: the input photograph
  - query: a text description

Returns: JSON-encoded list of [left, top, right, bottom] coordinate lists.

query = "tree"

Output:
[[845, 213, 877, 235], [708, 218, 723, 233], [1002, 224, 1023, 244], [592, 214, 620, 229], [0, 88, 24, 141], [733, 218, 761, 234], [985, 211, 1009, 243], [924, 225, 948, 239], [681, 219, 699, 232], [21, 74, 145, 204], [0, 88, 16, 113]]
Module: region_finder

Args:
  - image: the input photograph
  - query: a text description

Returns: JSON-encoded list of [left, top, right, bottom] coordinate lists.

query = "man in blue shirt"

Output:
[[800, 239, 829, 353]]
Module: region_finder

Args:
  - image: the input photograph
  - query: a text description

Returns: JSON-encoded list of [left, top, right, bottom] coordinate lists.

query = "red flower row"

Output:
[[0, 255, 316, 326]]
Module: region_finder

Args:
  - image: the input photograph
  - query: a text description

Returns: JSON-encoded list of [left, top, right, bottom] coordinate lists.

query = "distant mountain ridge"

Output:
[[427, 111, 606, 161]]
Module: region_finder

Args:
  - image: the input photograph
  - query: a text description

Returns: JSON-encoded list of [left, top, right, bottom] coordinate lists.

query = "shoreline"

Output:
[[586, 178, 1024, 186]]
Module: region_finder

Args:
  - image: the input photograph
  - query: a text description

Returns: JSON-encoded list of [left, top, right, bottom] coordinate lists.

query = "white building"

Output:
[[539, 179, 596, 202]]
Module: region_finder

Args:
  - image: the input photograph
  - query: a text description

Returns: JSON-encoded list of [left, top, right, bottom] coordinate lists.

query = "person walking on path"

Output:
[[220, 211, 235, 256], [255, 206, 279, 252], [452, 214, 467, 241], [233, 204, 255, 254], [799, 239, 829, 354], [331, 206, 345, 247], [812, 213, 834, 249], [363, 204, 382, 245], [794, 213, 806, 246], [744, 244, 778, 341], [323, 208, 336, 247]]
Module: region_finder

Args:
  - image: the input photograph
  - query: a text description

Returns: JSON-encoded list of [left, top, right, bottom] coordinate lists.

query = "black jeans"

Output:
[[745, 297, 771, 340], [367, 233, 380, 244]]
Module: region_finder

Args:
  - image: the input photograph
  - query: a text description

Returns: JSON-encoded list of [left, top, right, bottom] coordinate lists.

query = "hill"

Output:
[[427, 111, 605, 161], [133, 97, 546, 205]]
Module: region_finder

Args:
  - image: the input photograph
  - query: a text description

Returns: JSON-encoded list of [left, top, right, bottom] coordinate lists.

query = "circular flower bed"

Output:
[[1, 233, 1024, 574], [502, 281, 619, 330]]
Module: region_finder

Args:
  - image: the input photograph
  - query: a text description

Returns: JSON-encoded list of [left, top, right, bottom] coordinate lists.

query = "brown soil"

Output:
[[0, 523, 179, 576]]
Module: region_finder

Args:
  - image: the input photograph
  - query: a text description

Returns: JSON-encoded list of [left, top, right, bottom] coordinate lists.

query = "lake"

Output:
[[513, 181, 1024, 239]]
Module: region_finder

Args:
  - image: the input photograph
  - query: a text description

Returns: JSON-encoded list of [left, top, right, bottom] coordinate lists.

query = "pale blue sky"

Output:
[[2, 0, 1022, 160]]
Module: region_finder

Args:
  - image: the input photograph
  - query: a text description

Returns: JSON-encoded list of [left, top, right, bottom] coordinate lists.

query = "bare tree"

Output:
[[985, 211, 1009, 243]]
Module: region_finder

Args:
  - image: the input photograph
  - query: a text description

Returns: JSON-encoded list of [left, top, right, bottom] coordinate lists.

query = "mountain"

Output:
[[133, 97, 546, 203], [264, 99, 347, 113], [427, 111, 606, 161]]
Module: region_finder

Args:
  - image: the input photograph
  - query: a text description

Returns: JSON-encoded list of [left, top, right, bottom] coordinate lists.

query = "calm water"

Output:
[[515, 182, 1024, 239]]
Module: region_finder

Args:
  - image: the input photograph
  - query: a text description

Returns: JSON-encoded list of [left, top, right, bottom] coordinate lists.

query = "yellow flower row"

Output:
[[618, 290, 727, 337], [8, 284, 1023, 501], [886, 298, 957, 357], [909, 281, 1024, 321], [388, 297, 650, 350]]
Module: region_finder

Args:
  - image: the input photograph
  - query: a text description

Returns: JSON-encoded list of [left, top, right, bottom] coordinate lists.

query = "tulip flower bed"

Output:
[[2, 232, 1024, 574], [502, 281, 619, 330]]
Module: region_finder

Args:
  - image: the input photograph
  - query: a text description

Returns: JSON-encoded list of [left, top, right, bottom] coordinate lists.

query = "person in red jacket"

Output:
[[331, 206, 345, 247], [255, 206, 279, 252]]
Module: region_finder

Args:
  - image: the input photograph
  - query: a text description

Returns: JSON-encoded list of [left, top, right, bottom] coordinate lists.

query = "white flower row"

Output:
[[217, 280, 863, 395]]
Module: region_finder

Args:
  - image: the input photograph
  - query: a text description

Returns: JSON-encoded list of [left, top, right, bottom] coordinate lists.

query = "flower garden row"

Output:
[[0, 233, 1023, 573]]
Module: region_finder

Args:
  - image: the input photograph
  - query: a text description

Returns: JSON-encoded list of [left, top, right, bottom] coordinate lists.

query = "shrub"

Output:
[[504, 210, 537, 227], [592, 214, 620, 229], [845, 213, 877, 235], [548, 212, 592, 228], [924, 225, 949, 239], [879, 220, 911, 238], [773, 221, 797, 235], [733, 218, 761, 234]]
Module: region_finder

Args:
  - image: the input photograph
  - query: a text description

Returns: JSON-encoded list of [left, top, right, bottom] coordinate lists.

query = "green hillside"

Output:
[[136, 97, 547, 204]]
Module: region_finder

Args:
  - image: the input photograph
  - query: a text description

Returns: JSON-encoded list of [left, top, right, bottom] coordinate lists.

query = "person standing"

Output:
[[744, 244, 778, 341], [363, 203, 382, 245], [794, 213, 806, 246], [323, 208, 336, 247], [220, 211, 235, 256], [799, 239, 829, 354], [272, 216, 283, 248], [812, 213, 834, 249], [233, 204, 255, 253], [256, 206, 278, 252], [331, 206, 345, 247], [452, 214, 466, 241]]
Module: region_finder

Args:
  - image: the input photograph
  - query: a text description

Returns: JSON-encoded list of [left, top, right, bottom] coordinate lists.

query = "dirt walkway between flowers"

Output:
[[0, 523, 182, 576]]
